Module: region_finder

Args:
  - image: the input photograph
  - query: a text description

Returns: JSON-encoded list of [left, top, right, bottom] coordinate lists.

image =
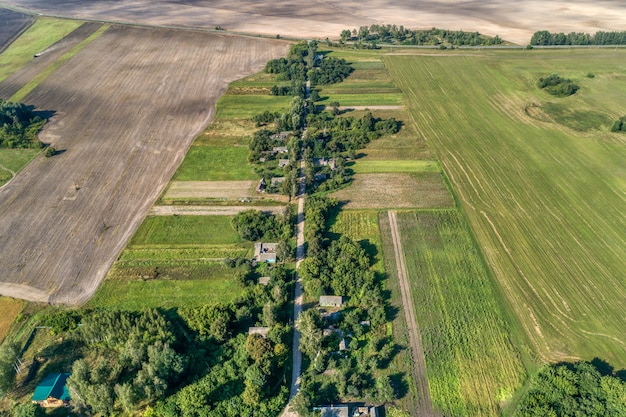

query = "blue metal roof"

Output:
[[32, 373, 71, 402]]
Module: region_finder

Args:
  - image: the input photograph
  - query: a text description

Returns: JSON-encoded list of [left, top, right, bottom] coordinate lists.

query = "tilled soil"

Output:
[[3, 0, 626, 45], [0, 8, 32, 53], [0, 26, 288, 304]]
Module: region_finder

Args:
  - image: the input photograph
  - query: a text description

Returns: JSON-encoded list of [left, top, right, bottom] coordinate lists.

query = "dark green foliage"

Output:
[[514, 361, 626, 416], [0, 342, 18, 397], [306, 111, 400, 155], [308, 57, 353, 85], [0, 100, 45, 149], [179, 304, 233, 342], [42, 310, 83, 334], [231, 209, 286, 241], [252, 111, 281, 127], [611, 116, 626, 132], [11, 402, 45, 417], [531, 30, 626, 45], [537, 74, 579, 97], [44, 146, 56, 157], [68, 309, 185, 414], [342, 24, 503, 46]]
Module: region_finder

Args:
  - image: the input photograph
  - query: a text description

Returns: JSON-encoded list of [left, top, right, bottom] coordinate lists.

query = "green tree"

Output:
[[296, 309, 323, 359], [11, 402, 45, 417], [0, 343, 18, 397]]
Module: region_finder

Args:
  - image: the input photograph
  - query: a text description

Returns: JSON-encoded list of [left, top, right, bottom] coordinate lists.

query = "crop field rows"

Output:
[[0, 22, 288, 304], [387, 50, 626, 370]]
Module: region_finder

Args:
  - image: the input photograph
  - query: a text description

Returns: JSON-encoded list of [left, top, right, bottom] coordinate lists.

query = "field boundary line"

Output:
[[387, 210, 438, 417]]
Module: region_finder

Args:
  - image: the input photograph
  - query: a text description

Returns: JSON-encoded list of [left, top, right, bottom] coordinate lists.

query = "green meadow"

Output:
[[388, 49, 626, 369]]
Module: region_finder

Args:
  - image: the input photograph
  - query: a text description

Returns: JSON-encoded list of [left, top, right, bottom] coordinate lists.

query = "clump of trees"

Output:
[[530, 30, 626, 46], [67, 309, 185, 415], [537, 74, 579, 97], [0, 99, 45, 149], [514, 361, 626, 416], [340, 25, 503, 47], [231, 209, 291, 242], [611, 116, 626, 132]]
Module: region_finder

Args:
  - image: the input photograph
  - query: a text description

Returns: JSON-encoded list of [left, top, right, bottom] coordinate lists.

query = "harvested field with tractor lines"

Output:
[[0, 25, 288, 305]]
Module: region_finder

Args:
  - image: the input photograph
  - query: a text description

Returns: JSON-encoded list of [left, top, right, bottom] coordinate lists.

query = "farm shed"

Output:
[[270, 131, 290, 141], [272, 146, 288, 154], [31, 373, 71, 407], [248, 327, 270, 338], [319, 295, 344, 307], [254, 242, 277, 263], [320, 404, 349, 417]]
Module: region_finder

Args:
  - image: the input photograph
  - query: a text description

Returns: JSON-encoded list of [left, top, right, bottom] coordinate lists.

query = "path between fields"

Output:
[[337, 105, 404, 111], [281, 160, 306, 417], [388, 210, 438, 417], [148, 205, 285, 216]]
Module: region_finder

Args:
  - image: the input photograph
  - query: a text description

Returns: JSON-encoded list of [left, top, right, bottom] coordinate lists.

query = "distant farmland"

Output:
[[388, 49, 626, 367], [0, 23, 288, 304]]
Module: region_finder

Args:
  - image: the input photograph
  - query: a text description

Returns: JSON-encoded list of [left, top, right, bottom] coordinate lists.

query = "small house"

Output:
[[313, 157, 336, 170], [278, 159, 290, 168], [339, 338, 349, 351], [258, 276, 271, 286], [256, 177, 266, 193], [272, 146, 288, 154], [32, 373, 71, 407], [270, 177, 285, 187], [254, 242, 277, 263], [321, 405, 350, 417], [353, 406, 379, 417], [270, 131, 291, 141], [319, 295, 344, 308], [248, 327, 270, 338]]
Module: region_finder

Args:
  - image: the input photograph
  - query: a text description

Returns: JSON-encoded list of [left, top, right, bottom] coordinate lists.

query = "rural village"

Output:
[[0, 1, 625, 417]]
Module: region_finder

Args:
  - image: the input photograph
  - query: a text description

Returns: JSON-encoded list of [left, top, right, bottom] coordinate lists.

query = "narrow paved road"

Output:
[[281, 160, 306, 417], [388, 210, 438, 417]]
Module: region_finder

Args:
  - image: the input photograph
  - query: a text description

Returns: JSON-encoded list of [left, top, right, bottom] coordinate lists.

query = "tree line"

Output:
[[514, 361, 626, 416], [531, 30, 626, 46], [340, 25, 503, 47]]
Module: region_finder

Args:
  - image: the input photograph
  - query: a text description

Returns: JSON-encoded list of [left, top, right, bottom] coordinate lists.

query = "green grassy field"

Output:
[[0, 17, 83, 82], [321, 92, 404, 106], [91, 215, 249, 309], [387, 49, 626, 369], [172, 146, 256, 181], [351, 159, 440, 174], [10, 24, 109, 102], [87, 275, 242, 310], [0, 148, 40, 186], [386, 210, 526, 417], [215, 94, 292, 119], [129, 215, 243, 246]]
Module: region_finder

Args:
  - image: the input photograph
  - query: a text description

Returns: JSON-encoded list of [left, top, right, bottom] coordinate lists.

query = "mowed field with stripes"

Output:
[[387, 49, 626, 368]]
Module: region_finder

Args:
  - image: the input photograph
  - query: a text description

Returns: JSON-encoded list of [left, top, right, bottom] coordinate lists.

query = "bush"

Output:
[[611, 116, 626, 132], [537, 74, 579, 97]]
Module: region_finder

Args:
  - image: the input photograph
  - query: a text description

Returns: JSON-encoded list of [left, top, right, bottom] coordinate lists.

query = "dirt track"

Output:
[[387, 210, 437, 417], [0, 26, 288, 305], [2, 0, 626, 44]]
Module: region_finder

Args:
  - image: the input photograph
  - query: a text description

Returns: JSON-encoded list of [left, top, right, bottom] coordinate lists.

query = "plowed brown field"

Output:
[[3, 0, 626, 44], [0, 8, 32, 52], [0, 26, 288, 305]]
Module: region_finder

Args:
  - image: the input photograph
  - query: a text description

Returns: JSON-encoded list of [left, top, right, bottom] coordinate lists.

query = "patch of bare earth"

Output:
[[4, 0, 626, 45], [163, 180, 289, 203], [0, 26, 288, 305], [331, 173, 453, 209], [149, 205, 285, 216]]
